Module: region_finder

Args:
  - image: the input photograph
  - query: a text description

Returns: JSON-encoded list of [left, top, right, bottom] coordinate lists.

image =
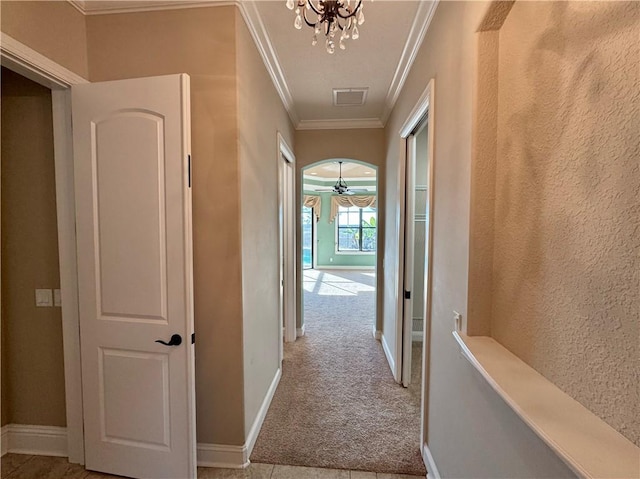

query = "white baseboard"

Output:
[[1, 424, 67, 457], [1, 426, 8, 456], [422, 443, 440, 479], [372, 326, 382, 340], [296, 325, 306, 337], [197, 443, 248, 469], [246, 367, 281, 458], [380, 334, 396, 378], [412, 331, 424, 342], [198, 367, 282, 469]]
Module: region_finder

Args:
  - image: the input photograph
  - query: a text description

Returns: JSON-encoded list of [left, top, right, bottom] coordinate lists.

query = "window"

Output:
[[302, 206, 314, 269], [336, 206, 376, 253]]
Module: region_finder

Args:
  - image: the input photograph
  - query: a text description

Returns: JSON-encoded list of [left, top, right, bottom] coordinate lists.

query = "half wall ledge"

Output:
[[452, 332, 640, 479]]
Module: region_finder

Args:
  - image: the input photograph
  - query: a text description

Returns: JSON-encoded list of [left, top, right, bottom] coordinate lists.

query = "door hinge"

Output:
[[191, 333, 195, 344], [404, 290, 411, 300], [188, 154, 192, 188]]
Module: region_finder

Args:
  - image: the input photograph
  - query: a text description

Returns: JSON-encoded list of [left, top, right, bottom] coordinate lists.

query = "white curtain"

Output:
[[329, 195, 377, 224], [303, 195, 321, 221]]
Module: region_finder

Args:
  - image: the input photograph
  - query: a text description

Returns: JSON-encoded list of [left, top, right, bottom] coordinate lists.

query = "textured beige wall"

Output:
[[0, 1, 88, 79], [492, 0, 640, 446], [467, 29, 500, 337], [87, 6, 246, 445], [384, 1, 575, 477], [1, 68, 66, 427], [235, 14, 295, 437], [294, 129, 386, 332]]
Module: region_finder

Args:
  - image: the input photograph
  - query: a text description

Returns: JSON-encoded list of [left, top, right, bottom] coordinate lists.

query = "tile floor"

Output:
[[1, 454, 425, 479]]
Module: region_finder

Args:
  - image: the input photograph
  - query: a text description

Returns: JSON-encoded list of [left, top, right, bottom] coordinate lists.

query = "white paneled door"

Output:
[[72, 74, 196, 479]]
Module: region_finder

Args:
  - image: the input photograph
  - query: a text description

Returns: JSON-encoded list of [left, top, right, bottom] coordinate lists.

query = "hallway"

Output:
[[252, 271, 424, 476]]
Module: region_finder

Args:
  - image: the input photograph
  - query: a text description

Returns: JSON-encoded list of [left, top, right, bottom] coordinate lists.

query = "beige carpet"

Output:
[[251, 270, 425, 476]]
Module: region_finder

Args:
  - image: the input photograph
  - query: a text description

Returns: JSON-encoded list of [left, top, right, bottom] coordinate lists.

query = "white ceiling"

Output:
[[69, 0, 438, 129], [255, 1, 419, 125]]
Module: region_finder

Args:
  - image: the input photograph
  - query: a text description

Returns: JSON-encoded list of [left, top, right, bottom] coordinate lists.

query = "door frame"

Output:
[[0, 33, 88, 463], [397, 79, 435, 449], [278, 133, 297, 355]]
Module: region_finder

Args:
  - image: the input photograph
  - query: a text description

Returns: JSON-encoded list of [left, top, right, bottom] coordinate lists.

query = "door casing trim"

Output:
[[0, 33, 89, 464], [397, 79, 436, 450]]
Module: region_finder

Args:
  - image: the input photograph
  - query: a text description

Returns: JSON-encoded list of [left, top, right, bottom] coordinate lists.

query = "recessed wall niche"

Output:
[[467, 0, 639, 448]]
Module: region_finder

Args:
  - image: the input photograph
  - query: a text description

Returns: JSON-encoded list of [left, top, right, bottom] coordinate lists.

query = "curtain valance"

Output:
[[303, 195, 322, 221], [329, 195, 376, 224]]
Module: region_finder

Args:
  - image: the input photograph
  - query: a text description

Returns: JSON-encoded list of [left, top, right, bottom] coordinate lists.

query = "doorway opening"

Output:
[[301, 159, 378, 335], [397, 79, 435, 462], [251, 160, 424, 476], [1, 66, 68, 457]]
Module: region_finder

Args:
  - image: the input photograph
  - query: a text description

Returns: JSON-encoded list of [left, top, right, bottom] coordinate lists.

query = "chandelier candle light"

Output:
[[286, 0, 366, 54]]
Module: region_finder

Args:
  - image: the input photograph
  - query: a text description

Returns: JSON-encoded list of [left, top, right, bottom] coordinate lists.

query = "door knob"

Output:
[[155, 334, 182, 346]]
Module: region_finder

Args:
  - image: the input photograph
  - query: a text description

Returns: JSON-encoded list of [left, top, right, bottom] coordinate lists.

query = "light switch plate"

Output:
[[35, 289, 53, 307], [54, 289, 62, 307]]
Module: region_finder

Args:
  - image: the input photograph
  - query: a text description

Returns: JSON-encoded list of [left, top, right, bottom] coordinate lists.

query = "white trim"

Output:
[[412, 331, 423, 342], [197, 443, 248, 469], [381, 0, 439, 125], [314, 265, 375, 271], [372, 326, 382, 341], [196, 367, 282, 469], [239, 2, 299, 127], [422, 443, 441, 479], [1, 425, 68, 458], [452, 332, 640, 479], [52, 90, 85, 465], [380, 334, 396, 378], [0, 33, 88, 89], [65, 0, 301, 127], [297, 118, 383, 130], [400, 82, 432, 137], [1, 426, 9, 456], [69, 0, 237, 15], [278, 133, 297, 346], [397, 79, 436, 446], [296, 325, 306, 337], [245, 368, 281, 458]]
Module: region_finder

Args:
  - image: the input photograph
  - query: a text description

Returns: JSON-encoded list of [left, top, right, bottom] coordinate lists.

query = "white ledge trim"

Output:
[[452, 331, 640, 479]]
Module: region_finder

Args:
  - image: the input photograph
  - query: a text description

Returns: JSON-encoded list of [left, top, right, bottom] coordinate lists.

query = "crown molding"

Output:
[[67, 0, 237, 16], [65, 0, 300, 126], [380, 0, 439, 126], [64, 0, 441, 131], [297, 118, 384, 130], [238, 1, 299, 126]]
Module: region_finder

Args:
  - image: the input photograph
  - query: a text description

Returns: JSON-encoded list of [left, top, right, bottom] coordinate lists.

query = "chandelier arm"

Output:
[[302, 9, 316, 28], [307, 0, 322, 16], [336, 0, 362, 19]]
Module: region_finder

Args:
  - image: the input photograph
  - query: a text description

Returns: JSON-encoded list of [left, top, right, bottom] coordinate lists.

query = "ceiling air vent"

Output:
[[333, 88, 368, 107]]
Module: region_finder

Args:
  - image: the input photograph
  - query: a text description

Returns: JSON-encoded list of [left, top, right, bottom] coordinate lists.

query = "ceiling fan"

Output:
[[314, 161, 369, 195]]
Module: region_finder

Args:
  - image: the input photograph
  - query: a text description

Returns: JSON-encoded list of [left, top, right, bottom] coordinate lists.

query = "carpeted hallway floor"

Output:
[[251, 270, 425, 476]]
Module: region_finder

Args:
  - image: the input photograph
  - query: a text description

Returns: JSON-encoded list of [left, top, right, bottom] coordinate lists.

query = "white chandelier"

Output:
[[286, 0, 365, 54]]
